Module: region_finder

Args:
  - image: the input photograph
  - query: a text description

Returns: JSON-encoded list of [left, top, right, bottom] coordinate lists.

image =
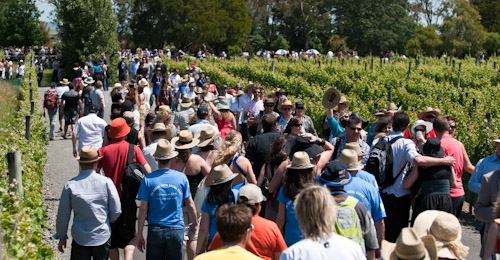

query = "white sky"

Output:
[[36, 0, 55, 22]]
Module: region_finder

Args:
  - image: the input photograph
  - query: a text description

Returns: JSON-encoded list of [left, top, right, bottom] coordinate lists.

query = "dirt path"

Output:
[[39, 86, 147, 259]]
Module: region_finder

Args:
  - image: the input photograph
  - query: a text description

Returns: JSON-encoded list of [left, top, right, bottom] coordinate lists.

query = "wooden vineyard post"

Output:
[[486, 112, 491, 127], [25, 116, 31, 142], [272, 59, 275, 72], [388, 90, 392, 102], [407, 61, 412, 79], [364, 62, 367, 72], [374, 103, 378, 112], [370, 57, 373, 70], [494, 62, 497, 70], [458, 63, 462, 89], [473, 99, 477, 112], [7, 151, 23, 195], [341, 59, 344, 66]]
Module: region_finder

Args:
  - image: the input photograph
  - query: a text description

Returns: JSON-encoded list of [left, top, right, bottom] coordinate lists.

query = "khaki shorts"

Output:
[[183, 206, 201, 241]]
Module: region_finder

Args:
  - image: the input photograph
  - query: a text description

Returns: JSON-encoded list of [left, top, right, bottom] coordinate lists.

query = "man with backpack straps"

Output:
[[44, 82, 59, 140], [97, 118, 151, 260], [368, 111, 456, 243]]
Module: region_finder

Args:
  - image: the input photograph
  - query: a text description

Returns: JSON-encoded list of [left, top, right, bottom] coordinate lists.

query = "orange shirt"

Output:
[[208, 215, 287, 260]]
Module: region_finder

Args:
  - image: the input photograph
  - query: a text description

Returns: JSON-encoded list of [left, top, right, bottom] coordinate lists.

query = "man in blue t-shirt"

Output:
[[136, 140, 197, 260]]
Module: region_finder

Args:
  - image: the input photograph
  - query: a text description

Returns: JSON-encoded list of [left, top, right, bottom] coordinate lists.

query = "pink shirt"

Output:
[[440, 135, 464, 197]]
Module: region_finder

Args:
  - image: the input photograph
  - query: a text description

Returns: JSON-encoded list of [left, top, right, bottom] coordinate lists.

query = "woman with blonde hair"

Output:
[[206, 130, 257, 190], [280, 185, 365, 259]]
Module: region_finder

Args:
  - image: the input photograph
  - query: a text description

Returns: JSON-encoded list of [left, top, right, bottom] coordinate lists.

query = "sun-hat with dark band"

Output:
[[171, 130, 200, 149], [211, 164, 238, 186], [152, 140, 178, 160], [76, 146, 102, 163]]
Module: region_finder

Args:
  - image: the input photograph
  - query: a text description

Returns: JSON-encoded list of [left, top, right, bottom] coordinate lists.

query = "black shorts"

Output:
[[64, 110, 77, 125], [119, 74, 127, 81], [110, 198, 137, 249], [240, 123, 249, 141]]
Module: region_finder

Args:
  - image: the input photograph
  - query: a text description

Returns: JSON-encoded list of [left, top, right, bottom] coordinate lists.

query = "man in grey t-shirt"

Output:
[[91, 80, 105, 118]]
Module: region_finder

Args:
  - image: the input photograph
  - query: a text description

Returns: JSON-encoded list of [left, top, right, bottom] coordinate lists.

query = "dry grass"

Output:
[[0, 81, 19, 124]]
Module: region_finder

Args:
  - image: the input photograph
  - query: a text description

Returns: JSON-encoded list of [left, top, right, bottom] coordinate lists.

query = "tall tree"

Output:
[[0, 0, 46, 46], [471, 0, 500, 34], [274, 0, 331, 50], [333, 0, 416, 55], [115, 0, 134, 47], [56, 0, 119, 76], [405, 25, 442, 56], [440, 0, 486, 57], [408, 0, 451, 26]]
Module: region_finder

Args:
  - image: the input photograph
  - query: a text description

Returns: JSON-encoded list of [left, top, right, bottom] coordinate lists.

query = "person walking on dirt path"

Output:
[[54, 146, 121, 260]]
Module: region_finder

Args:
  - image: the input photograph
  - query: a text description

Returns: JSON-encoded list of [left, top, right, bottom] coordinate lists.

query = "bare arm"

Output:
[[257, 163, 266, 187], [230, 114, 237, 130], [207, 99, 221, 117], [243, 158, 257, 184], [199, 157, 211, 176], [450, 167, 457, 188], [184, 197, 198, 236], [327, 108, 333, 119], [414, 155, 455, 167], [277, 202, 286, 233], [402, 166, 419, 190], [315, 140, 334, 175], [461, 143, 475, 174], [143, 163, 152, 174], [375, 219, 385, 258], [136, 201, 148, 253], [72, 133, 78, 157], [196, 212, 210, 255], [269, 160, 288, 193], [483, 222, 499, 260]]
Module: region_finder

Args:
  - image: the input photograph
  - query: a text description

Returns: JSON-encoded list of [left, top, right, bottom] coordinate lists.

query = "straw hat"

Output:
[[211, 164, 238, 186], [180, 97, 193, 108], [195, 87, 204, 94], [113, 83, 122, 88], [287, 151, 314, 169], [338, 149, 364, 171], [338, 96, 351, 108], [278, 100, 294, 113], [491, 137, 500, 145], [139, 78, 149, 86], [171, 130, 200, 149], [108, 118, 131, 139], [413, 210, 469, 260], [84, 77, 95, 85], [182, 75, 189, 82], [322, 88, 341, 109], [76, 146, 102, 163], [411, 120, 433, 134], [216, 99, 230, 110], [60, 78, 70, 85], [158, 105, 171, 113], [194, 126, 220, 147], [147, 123, 172, 140], [381, 228, 437, 260], [418, 107, 442, 120], [375, 109, 388, 116], [152, 140, 178, 160], [344, 142, 366, 158], [245, 81, 256, 91], [387, 102, 402, 112]]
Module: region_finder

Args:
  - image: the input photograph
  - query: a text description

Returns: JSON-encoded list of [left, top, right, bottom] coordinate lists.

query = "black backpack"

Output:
[[122, 143, 147, 198], [365, 136, 405, 189]]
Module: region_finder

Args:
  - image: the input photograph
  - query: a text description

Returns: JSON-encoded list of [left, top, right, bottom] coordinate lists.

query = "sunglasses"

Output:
[[283, 107, 292, 111], [350, 127, 362, 131], [450, 125, 456, 129], [265, 105, 274, 108], [425, 114, 436, 119], [415, 128, 426, 132], [293, 124, 303, 127], [296, 107, 304, 109]]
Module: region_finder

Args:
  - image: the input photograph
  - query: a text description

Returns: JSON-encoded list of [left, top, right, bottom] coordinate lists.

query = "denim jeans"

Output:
[[70, 238, 110, 260], [146, 225, 184, 260], [47, 108, 58, 139]]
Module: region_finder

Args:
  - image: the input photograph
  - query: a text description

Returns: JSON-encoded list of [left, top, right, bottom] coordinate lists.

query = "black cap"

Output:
[[295, 101, 305, 109], [264, 98, 275, 105], [88, 104, 99, 113], [121, 100, 134, 112], [318, 160, 351, 187]]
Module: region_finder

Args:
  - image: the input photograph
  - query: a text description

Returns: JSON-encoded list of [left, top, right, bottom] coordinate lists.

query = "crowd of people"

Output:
[[44, 51, 500, 260]]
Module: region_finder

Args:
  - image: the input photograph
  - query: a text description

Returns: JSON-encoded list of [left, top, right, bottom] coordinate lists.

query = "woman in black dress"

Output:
[[403, 137, 457, 225]]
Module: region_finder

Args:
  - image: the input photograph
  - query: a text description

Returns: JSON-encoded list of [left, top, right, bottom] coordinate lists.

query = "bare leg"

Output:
[[186, 240, 197, 260], [124, 245, 135, 260], [109, 248, 119, 260]]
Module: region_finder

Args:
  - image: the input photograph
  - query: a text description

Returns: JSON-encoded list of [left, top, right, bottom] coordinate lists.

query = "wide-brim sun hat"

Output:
[[152, 140, 178, 160], [216, 99, 230, 110], [76, 146, 103, 163], [84, 77, 95, 85], [322, 88, 341, 109], [287, 151, 314, 169], [338, 95, 351, 108], [60, 78, 70, 85], [171, 130, 200, 149], [108, 118, 131, 139], [418, 107, 442, 120], [180, 97, 193, 108], [318, 160, 351, 187], [278, 100, 294, 113], [491, 137, 500, 145], [147, 123, 172, 140], [139, 78, 149, 86], [338, 149, 364, 171], [412, 210, 469, 260], [211, 164, 239, 185], [344, 142, 366, 158], [381, 228, 438, 260], [411, 120, 434, 134], [194, 126, 221, 147], [113, 83, 122, 88]]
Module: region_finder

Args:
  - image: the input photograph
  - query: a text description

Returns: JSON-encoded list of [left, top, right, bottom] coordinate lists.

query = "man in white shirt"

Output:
[[72, 105, 107, 157], [16, 60, 25, 78]]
